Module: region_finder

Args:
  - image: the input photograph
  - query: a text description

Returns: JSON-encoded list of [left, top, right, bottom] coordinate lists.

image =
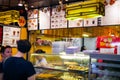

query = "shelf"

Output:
[[92, 62, 120, 68], [92, 69, 120, 77], [34, 66, 68, 72], [90, 53, 120, 61], [89, 53, 120, 80], [34, 66, 88, 73]]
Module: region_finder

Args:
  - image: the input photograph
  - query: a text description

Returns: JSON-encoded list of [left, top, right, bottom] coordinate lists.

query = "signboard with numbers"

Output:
[[27, 9, 38, 30], [2, 26, 21, 47], [51, 6, 67, 29]]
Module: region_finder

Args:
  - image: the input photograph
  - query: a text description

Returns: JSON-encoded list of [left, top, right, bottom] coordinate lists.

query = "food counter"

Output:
[[30, 53, 90, 80]]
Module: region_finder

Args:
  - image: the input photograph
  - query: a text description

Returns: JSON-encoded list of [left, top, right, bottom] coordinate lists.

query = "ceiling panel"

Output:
[[0, 0, 86, 11]]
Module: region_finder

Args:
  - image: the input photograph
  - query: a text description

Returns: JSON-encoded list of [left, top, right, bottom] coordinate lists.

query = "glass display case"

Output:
[[30, 53, 90, 80]]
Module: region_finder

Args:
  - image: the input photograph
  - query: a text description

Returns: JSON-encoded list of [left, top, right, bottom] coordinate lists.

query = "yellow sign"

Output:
[[0, 10, 20, 24], [66, 0, 105, 20]]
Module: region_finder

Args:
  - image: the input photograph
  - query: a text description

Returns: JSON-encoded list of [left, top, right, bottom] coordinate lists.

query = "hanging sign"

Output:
[[0, 10, 20, 24]]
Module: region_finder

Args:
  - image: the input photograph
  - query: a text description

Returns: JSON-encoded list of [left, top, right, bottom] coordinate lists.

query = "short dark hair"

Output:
[[80, 46, 86, 52], [0, 45, 12, 54], [17, 40, 31, 53]]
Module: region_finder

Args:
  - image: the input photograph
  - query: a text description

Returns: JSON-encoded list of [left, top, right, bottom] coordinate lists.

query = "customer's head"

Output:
[[17, 40, 31, 53], [80, 46, 86, 52], [1, 45, 12, 60]]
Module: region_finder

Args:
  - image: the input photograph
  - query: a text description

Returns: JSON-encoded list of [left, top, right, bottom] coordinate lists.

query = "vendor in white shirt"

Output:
[[34, 49, 48, 67]]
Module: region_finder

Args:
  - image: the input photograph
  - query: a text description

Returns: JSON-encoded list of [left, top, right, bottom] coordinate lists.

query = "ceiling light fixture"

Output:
[[82, 34, 89, 37], [24, 3, 28, 10], [18, 0, 28, 10], [82, 32, 91, 37], [18, 0, 23, 6], [59, 0, 63, 5], [31, 6, 34, 8]]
